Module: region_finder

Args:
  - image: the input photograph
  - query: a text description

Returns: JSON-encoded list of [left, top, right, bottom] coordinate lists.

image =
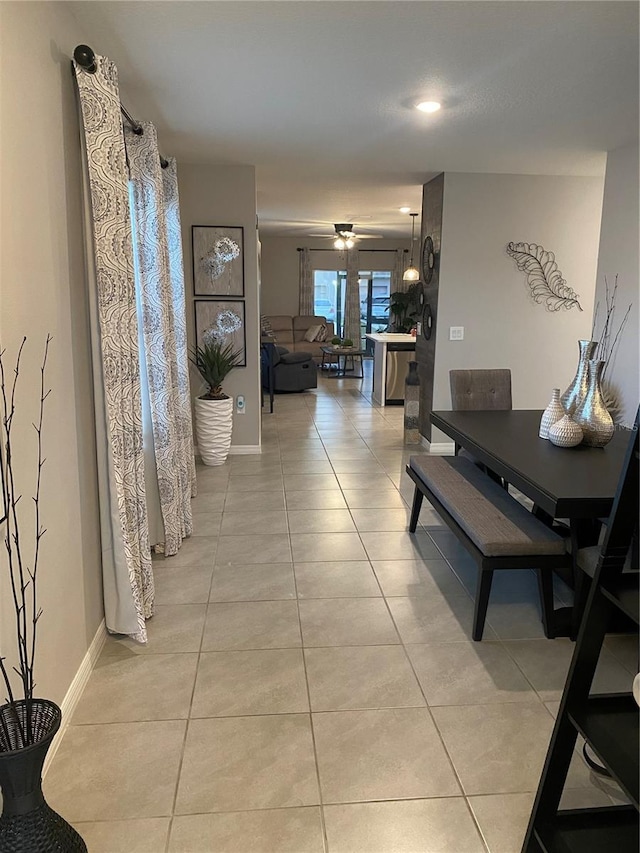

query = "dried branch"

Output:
[[29, 334, 52, 705], [602, 304, 631, 383], [593, 274, 633, 387], [0, 336, 52, 746]]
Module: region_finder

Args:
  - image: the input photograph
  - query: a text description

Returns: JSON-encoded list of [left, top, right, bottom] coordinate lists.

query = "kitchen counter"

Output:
[[365, 333, 416, 406], [365, 333, 417, 344]]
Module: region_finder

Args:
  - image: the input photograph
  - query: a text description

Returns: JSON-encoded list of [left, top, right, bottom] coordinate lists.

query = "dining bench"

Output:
[[407, 455, 570, 640]]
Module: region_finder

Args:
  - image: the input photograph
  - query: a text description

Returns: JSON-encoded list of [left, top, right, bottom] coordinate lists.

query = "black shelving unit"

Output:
[[523, 414, 639, 853]]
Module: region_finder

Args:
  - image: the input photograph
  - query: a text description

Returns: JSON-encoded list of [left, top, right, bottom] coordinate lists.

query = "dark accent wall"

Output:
[[415, 173, 444, 441]]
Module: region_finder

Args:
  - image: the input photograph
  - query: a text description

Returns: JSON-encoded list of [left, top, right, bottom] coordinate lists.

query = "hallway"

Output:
[[44, 373, 634, 852]]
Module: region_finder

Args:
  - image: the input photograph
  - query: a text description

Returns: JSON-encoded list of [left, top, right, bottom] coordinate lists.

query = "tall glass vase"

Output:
[[561, 340, 598, 415], [573, 359, 615, 448]]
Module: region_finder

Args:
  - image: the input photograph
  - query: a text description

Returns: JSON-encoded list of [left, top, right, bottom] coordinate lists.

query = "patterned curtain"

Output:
[[393, 249, 407, 293], [162, 160, 197, 503], [126, 124, 194, 556], [74, 54, 153, 642], [343, 248, 361, 345], [298, 248, 313, 315]]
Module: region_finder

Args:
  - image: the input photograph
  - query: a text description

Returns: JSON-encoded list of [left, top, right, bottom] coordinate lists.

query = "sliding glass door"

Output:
[[313, 270, 346, 337], [314, 268, 390, 348], [360, 271, 391, 353]]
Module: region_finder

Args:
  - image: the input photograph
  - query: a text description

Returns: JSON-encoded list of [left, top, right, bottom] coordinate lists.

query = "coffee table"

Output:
[[320, 345, 365, 378]]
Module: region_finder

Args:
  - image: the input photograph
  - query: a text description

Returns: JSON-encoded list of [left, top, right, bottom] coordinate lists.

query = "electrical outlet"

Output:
[[449, 326, 464, 341], [236, 395, 246, 414]]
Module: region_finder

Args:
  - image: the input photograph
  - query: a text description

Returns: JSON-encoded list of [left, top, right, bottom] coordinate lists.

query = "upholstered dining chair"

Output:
[[449, 369, 512, 485], [449, 369, 512, 413]]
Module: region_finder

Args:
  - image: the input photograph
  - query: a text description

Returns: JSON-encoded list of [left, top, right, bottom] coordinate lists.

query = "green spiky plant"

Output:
[[190, 340, 242, 400]]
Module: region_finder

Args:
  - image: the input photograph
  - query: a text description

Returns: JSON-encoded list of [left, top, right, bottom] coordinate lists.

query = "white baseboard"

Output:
[[43, 619, 107, 776], [421, 437, 455, 455], [194, 445, 262, 459]]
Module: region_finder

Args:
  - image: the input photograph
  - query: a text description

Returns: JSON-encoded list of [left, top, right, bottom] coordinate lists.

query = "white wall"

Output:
[[260, 237, 408, 317], [593, 143, 639, 426], [178, 164, 261, 449], [0, 2, 103, 704], [432, 173, 604, 441]]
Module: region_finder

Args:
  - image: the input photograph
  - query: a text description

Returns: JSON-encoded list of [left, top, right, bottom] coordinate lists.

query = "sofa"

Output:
[[264, 315, 335, 362]]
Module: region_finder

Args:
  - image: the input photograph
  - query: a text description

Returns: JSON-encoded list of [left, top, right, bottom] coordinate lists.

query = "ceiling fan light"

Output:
[[403, 265, 420, 282], [334, 237, 346, 250], [345, 238, 355, 249]]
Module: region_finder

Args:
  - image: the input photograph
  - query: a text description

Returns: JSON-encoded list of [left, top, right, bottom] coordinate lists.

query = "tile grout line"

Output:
[[307, 381, 488, 848], [287, 483, 331, 853], [331, 426, 484, 832], [164, 481, 224, 853]]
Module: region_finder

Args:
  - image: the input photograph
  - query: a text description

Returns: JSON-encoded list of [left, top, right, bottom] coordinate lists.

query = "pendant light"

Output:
[[402, 213, 420, 281]]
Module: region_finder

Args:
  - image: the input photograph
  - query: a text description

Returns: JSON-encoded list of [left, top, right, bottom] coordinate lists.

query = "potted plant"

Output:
[[0, 337, 87, 851], [190, 338, 242, 466], [388, 282, 422, 333]]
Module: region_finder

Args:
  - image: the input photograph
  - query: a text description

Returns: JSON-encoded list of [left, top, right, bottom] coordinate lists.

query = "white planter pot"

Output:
[[195, 396, 233, 466]]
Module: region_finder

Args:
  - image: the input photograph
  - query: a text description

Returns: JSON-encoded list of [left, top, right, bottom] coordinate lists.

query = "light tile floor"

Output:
[[44, 368, 638, 852]]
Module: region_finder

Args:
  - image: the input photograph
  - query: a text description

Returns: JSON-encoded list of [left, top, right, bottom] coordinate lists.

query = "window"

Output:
[[314, 270, 346, 336], [360, 271, 391, 352], [314, 268, 390, 345]]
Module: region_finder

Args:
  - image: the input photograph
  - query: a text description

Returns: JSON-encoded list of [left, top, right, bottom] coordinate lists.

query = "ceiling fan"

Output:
[[308, 223, 384, 248]]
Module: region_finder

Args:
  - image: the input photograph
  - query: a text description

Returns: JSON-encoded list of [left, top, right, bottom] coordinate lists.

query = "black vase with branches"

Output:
[[0, 337, 86, 853]]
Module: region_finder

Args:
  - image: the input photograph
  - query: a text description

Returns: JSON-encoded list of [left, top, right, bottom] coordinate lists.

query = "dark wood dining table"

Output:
[[431, 409, 631, 635]]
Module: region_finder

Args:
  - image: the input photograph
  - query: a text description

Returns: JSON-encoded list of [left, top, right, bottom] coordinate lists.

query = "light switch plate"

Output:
[[449, 326, 464, 341]]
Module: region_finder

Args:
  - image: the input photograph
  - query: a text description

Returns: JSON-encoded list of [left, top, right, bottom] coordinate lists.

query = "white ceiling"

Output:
[[67, 1, 639, 238]]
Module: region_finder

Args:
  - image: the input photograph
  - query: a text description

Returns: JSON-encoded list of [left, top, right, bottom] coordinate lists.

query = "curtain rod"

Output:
[[296, 248, 408, 253], [73, 45, 169, 169]]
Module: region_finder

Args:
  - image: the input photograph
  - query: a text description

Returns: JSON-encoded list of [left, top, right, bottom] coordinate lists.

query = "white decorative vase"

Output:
[[195, 396, 233, 466], [539, 389, 565, 439], [549, 414, 583, 448]]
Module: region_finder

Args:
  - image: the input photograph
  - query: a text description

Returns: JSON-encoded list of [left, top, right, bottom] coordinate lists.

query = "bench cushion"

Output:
[[410, 455, 566, 557]]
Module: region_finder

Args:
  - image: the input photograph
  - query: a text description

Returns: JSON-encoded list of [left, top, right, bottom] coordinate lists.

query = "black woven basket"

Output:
[[0, 699, 87, 852], [0, 699, 60, 753]]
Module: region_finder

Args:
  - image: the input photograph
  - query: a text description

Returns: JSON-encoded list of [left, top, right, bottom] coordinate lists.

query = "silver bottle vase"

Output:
[[561, 340, 597, 415], [573, 359, 615, 448]]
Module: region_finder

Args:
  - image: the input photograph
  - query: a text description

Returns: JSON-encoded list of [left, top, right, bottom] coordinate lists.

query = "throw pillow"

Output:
[[315, 323, 328, 342], [303, 324, 322, 342], [260, 315, 276, 339]]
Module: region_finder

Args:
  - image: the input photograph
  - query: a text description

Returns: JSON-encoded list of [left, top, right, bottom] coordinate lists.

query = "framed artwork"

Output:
[[192, 225, 244, 297], [195, 299, 246, 367]]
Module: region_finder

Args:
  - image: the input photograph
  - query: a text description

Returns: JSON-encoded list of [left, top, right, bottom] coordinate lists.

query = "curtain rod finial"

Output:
[[74, 44, 97, 73]]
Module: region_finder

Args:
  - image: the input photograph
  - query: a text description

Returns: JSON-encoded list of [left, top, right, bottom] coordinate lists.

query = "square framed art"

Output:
[[192, 225, 244, 297], [194, 299, 246, 367]]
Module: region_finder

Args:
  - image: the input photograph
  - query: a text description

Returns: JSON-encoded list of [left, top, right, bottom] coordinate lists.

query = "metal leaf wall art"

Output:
[[506, 242, 582, 312]]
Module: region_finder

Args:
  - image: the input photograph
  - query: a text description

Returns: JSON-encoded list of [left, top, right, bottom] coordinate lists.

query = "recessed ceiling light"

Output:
[[416, 101, 441, 113], [399, 206, 411, 214]]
